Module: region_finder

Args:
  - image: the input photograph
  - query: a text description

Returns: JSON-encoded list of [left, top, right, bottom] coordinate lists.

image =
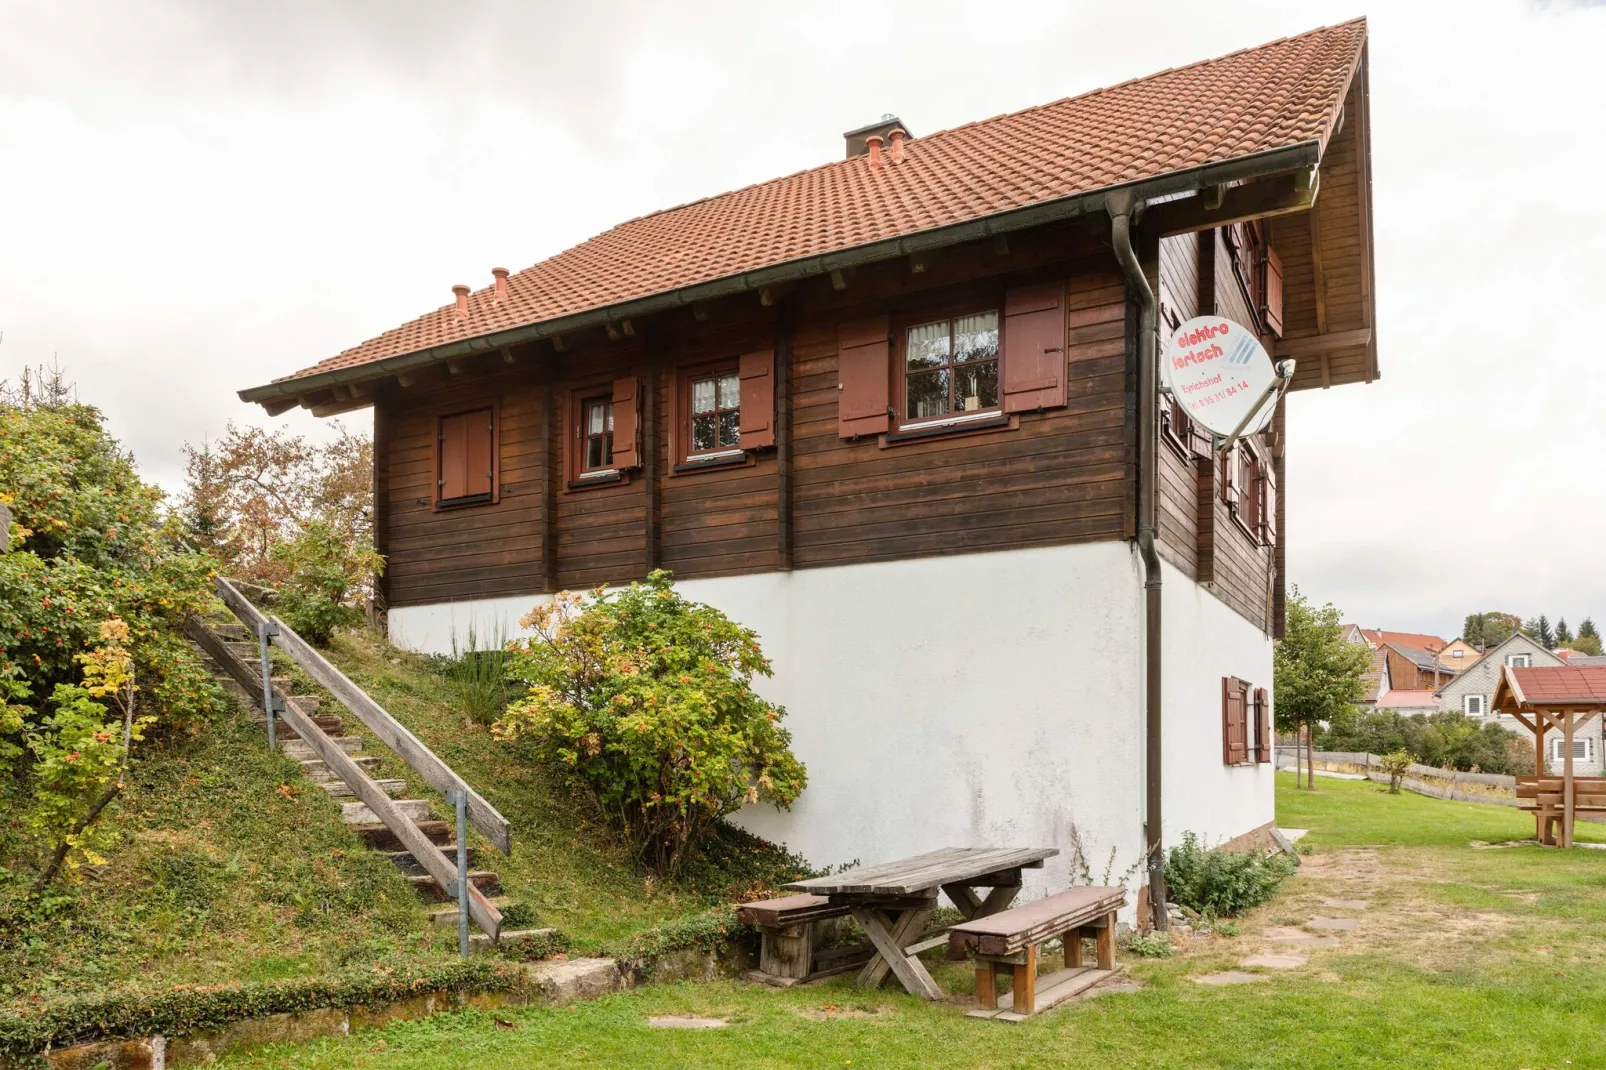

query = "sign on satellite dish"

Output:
[[1163, 316, 1277, 439]]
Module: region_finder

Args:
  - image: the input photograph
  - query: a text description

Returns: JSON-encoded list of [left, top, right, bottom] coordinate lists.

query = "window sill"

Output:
[[673, 450, 753, 475], [880, 413, 1017, 448], [566, 469, 627, 492], [433, 492, 497, 512]]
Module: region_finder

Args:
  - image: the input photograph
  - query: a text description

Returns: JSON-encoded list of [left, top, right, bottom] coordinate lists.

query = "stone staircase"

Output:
[[193, 619, 548, 953]]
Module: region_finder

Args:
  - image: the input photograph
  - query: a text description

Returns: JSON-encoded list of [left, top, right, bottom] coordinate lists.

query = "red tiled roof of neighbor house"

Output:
[[1376, 690, 1441, 710], [1362, 630, 1448, 654], [252, 18, 1367, 392], [1510, 666, 1606, 705]]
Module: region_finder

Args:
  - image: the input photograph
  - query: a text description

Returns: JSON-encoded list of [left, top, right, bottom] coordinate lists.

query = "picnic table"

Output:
[[783, 846, 1057, 999]]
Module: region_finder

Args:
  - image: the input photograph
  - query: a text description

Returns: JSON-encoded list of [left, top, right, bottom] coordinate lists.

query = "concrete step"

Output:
[[341, 798, 431, 825], [301, 756, 381, 782], [250, 695, 321, 718], [384, 844, 481, 876], [471, 928, 558, 954], [282, 737, 363, 761], [426, 895, 511, 926], [211, 623, 252, 641], [253, 711, 343, 738], [320, 778, 407, 799], [352, 820, 452, 851], [409, 870, 502, 902]]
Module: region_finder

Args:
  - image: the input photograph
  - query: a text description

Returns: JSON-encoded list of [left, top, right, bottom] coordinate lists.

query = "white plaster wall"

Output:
[[1158, 559, 1277, 848], [389, 543, 1149, 898]]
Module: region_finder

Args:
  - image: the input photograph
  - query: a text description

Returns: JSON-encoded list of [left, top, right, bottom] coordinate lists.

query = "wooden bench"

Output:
[[1515, 776, 1606, 844], [948, 886, 1126, 1021], [736, 893, 867, 986]]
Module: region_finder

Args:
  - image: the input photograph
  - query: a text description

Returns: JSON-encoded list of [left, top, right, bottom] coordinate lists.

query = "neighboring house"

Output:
[[1437, 632, 1561, 719], [1360, 628, 1448, 656], [1382, 642, 1456, 691], [1358, 647, 1391, 709], [237, 24, 1379, 897], [1438, 637, 1482, 671], [1375, 690, 1441, 714]]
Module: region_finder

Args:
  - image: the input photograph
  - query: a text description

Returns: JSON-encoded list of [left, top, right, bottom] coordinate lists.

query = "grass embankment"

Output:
[[219, 773, 1606, 1069]]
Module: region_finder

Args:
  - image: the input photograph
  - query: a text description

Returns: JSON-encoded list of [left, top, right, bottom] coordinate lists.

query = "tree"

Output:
[[1463, 611, 1522, 651], [1275, 587, 1372, 789], [1578, 618, 1601, 652], [1556, 618, 1573, 646], [1524, 615, 1555, 650], [1570, 633, 1603, 657]]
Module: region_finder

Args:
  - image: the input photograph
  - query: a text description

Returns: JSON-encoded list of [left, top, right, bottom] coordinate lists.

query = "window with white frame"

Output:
[[1463, 694, 1486, 717], [1549, 737, 1595, 762], [1506, 653, 1531, 668], [1452, 649, 1465, 658]]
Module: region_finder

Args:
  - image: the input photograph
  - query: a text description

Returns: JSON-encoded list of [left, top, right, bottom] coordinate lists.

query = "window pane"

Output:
[[692, 413, 717, 452], [692, 378, 716, 415], [586, 436, 602, 469], [601, 431, 613, 467], [587, 401, 605, 434], [717, 374, 740, 410], [954, 360, 999, 411], [906, 321, 951, 370], [906, 368, 949, 419], [605, 403, 614, 432], [718, 410, 740, 447], [953, 311, 999, 364]]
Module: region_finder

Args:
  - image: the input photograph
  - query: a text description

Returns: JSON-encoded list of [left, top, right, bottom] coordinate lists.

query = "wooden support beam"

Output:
[[775, 310, 794, 571], [446, 360, 465, 376], [539, 357, 557, 592], [829, 268, 848, 291], [759, 283, 795, 307], [908, 253, 929, 274], [1274, 327, 1373, 358], [992, 235, 1010, 256], [500, 348, 517, 364], [643, 355, 661, 572], [263, 396, 300, 417], [550, 334, 568, 353], [396, 372, 416, 388], [692, 303, 711, 322], [1142, 171, 1318, 238], [605, 322, 621, 342]]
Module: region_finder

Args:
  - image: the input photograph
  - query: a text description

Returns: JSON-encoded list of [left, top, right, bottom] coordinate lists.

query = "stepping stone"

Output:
[[1264, 927, 1340, 948], [1276, 828, 1309, 842], [1307, 918, 1357, 931], [1194, 971, 1265, 986], [1240, 954, 1305, 969], [1322, 899, 1370, 910], [648, 1016, 727, 1029]]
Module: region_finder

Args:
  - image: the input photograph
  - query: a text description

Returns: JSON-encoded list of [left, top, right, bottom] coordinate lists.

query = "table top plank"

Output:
[[785, 847, 1058, 897]]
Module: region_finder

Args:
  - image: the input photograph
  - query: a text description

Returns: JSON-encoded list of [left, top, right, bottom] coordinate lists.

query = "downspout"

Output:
[[1107, 190, 1168, 932]]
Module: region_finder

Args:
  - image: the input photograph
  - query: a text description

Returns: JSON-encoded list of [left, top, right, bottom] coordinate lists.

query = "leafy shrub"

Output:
[[441, 623, 510, 726], [1121, 931, 1175, 958], [496, 571, 806, 877], [1377, 749, 1413, 793], [1163, 832, 1296, 917], [268, 520, 382, 646], [1317, 708, 1529, 774]]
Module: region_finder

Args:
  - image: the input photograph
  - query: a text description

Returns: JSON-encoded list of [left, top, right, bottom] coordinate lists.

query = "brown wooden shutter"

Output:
[[438, 413, 470, 501], [1254, 687, 1271, 763], [738, 348, 775, 449], [1219, 446, 1234, 506], [437, 408, 494, 502], [1260, 245, 1284, 337], [465, 409, 494, 498], [838, 316, 890, 438], [612, 377, 638, 468], [1222, 676, 1247, 765], [1002, 281, 1067, 413], [1258, 464, 1276, 546]]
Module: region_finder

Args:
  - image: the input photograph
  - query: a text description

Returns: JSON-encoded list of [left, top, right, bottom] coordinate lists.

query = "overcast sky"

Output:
[[2, 0, 1603, 637]]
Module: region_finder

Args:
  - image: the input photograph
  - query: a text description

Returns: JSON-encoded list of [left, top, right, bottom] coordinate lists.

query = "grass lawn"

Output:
[[217, 773, 1606, 1069]]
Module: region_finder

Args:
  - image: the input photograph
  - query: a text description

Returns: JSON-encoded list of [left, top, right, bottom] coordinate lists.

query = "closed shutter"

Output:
[[612, 377, 638, 468], [738, 348, 775, 449], [838, 316, 890, 438], [1240, 450, 1260, 532], [1261, 245, 1284, 337], [1258, 462, 1276, 546], [1254, 687, 1271, 763], [1219, 446, 1235, 506], [1001, 281, 1067, 413], [1222, 677, 1248, 765], [438, 409, 494, 502]]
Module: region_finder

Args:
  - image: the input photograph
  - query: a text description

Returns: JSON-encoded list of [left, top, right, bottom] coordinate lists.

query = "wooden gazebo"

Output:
[[1492, 664, 1606, 847]]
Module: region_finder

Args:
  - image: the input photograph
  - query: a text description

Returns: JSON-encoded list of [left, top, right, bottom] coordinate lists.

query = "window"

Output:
[[689, 370, 741, 455], [435, 407, 497, 508], [1507, 653, 1532, 668], [581, 397, 614, 472], [1464, 694, 1486, 717], [1452, 649, 1465, 658], [1550, 737, 1595, 763], [902, 311, 1000, 423]]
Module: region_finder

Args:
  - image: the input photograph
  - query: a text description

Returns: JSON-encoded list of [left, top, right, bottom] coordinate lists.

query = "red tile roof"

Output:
[[1376, 690, 1441, 710], [1511, 667, 1606, 706], [1362, 630, 1448, 654], [248, 19, 1367, 394]]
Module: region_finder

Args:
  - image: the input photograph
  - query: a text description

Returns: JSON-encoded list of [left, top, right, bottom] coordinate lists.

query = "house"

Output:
[[1437, 637, 1482, 671], [1374, 690, 1441, 714], [237, 22, 1378, 914], [1433, 633, 1601, 772], [1359, 628, 1448, 656], [1381, 642, 1456, 691], [1358, 647, 1390, 709]]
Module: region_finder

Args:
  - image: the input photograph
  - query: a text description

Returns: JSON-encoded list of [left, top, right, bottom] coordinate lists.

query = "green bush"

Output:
[[268, 520, 382, 646], [1121, 931, 1175, 958], [496, 571, 805, 878], [1163, 833, 1296, 917], [1317, 708, 1530, 774], [440, 623, 510, 726]]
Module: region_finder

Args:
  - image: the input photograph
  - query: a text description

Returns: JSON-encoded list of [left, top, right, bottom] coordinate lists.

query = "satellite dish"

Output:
[[1162, 316, 1277, 439]]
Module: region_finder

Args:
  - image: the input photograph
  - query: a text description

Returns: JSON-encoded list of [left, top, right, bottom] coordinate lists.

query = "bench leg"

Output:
[[1011, 945, 1038, 1015], [1096, 912, 1116, 970], [1065, 926, 1083, 968], [975, 963, 998, 1008], [759, 923, 814, 982]]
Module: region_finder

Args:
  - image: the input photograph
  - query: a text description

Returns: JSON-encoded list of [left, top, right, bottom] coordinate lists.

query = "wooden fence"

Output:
[[1275, 749, 1518, 805]]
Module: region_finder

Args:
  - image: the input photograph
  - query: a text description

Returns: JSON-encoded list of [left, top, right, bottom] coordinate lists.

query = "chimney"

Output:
[[865, 134, 883, 169], [492, 267, 509, 301], [452, 284, 470, 318], [888, 127, 906, 162], [843, 114, 912, 159]]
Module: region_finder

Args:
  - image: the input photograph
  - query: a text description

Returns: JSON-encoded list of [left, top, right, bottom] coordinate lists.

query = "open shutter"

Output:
[[1258, 463, 1276, 546], [1219, 446, 1235, 506], [838, 316, 890, 438], [465, 409, 494, 498], [611, 377, 638, 468], [1254, 687, 1271, 764], [1002, 282, 1067, 413], [1222, 677, 1247, 765], [738, 348, 775, 449], [438, 413, 470, 501], [1260, 245, 1284, 337]]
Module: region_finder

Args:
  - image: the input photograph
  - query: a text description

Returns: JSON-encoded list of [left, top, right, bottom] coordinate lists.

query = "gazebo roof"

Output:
[[1492, 665, 1606, 712]]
